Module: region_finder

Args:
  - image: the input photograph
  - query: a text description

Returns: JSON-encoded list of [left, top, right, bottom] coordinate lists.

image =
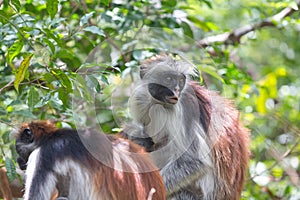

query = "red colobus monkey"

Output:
[[15, 121, 166, 200], [122, 55, 250, 200]]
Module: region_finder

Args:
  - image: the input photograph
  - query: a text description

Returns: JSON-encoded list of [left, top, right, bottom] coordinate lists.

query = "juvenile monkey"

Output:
[[16, 120, 166, 200], [122, 55, 250, 200]]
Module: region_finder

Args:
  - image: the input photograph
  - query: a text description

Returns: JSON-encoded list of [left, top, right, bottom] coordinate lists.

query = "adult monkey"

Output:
[[15, 121, 165, 200], [121, 54, 250, 200]]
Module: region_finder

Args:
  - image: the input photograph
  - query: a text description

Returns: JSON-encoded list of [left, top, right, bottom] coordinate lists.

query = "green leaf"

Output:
[[161, 0, 177, 8], [51, 69, 72, 92], [5, 157, 16, 182], [205, 22, 219, 31], [46, 0, 58, 19], [7, 39, 24, 64], [80, 12, 95, 26], [44, 72, 56, 84], [0, 10, 10, 24], [12, 110, 36, 118], [9, 144, 18, 164], [201, 0, 213, 9], [35, 92, 51, 108], [28, 87, 40, 110], [1, 131, 10, 144], [43, 38, 55, 54], [44, 29, 62, 46], [83, 26, 105, 36], [100, 75, 109, 85], [10, 0, 21, 11], [58, 87, 69, 108], [181, 21, 194, 39], [58, 72, 72, 91], [101, 0, 111, 6], [187, 16, 210, 31], [283, 185, 292, 196], [74, 75, 92, 101], [14, 54, 33, 92], [86, 75, 101, 92], [197, 64, 224, 83], [56, 49, 81, 70]]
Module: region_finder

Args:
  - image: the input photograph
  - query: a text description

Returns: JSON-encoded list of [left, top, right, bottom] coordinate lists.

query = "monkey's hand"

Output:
[[17, 157, 27, 170], [129, 136, 154, 152], [120, 123, 155, 152]]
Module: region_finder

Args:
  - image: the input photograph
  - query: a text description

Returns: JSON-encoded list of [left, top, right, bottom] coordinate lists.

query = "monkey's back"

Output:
[[35, 128, 166, 200], [191, 82, 250, 200]]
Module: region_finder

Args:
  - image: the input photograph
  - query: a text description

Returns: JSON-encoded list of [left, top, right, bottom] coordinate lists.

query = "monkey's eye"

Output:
[[21, 128, 33, 143], [166, 76, 172, 82], [23, 128, 31, 135]]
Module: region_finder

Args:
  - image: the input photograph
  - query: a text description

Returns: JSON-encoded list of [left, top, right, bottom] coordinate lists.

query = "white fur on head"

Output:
[[140, 54, 195, 79]]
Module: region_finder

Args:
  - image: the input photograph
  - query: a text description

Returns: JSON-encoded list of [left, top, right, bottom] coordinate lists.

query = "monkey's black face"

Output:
[[148, 72, 186, 105], [16, 128, 34, 170]]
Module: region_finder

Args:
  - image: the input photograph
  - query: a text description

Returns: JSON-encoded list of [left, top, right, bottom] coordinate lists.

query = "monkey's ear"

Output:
[[140, 65, 147, 78]]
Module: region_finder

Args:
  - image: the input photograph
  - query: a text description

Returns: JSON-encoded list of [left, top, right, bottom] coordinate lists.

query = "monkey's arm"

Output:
[[121, 132, 155, 152], [161, 151, 210, 197], [119, 123, 155, 152]]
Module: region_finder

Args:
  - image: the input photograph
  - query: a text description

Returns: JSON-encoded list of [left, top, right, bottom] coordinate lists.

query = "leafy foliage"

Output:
[[0, 0, 300, 199]]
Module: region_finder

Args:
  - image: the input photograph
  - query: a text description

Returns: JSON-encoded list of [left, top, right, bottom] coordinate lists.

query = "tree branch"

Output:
[[0, 167, 24, 199], [197, 0, 300, 48], [0, 79, 14, 94]]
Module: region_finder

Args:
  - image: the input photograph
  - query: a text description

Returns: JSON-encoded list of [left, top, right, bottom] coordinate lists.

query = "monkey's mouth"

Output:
[[167, 96, 178, 104]]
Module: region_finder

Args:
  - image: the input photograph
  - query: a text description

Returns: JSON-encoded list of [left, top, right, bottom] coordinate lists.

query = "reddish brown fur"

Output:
[[191, 82, 250, 200], [91, 135, 166, 200], [18, 120, 58, 139], [18, 121, 166, 200]]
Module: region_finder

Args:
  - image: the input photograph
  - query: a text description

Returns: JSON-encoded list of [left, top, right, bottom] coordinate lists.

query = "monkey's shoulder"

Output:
[[37, 128, 87, 158], [39, 128, 80, 144], [34, 135, 96, 174]]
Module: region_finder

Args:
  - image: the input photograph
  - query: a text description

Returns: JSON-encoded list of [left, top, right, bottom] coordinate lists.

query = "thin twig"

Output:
[[0, 80, 14, 94]]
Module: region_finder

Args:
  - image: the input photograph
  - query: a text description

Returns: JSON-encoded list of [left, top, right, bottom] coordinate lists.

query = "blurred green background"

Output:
[[0, 0, 300, 199]]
